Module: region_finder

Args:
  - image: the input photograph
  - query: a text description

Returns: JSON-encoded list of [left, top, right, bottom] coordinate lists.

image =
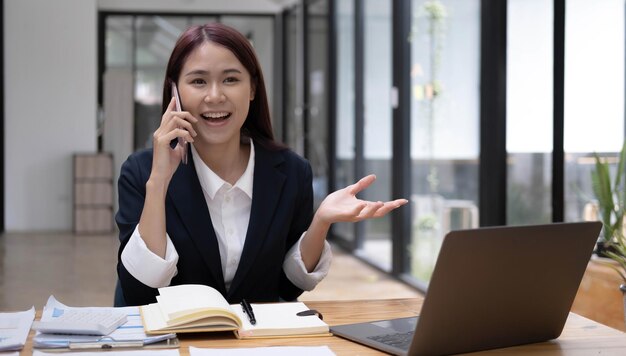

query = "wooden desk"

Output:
[[572, 260, 626, 331], [20, 298, 626, 355]]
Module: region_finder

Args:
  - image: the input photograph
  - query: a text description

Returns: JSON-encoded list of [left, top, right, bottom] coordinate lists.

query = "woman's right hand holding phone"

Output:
[[150, 96, 198, 185], [139, 96, 197, 258]]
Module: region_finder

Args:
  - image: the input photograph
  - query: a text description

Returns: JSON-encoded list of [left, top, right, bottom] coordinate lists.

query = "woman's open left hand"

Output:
[[315, 174, 408, 225]]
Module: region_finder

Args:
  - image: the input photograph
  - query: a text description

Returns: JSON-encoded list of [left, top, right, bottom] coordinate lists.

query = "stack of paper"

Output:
[[34, 296, 177, 350], [33, 350, 180, 356], [0, 306, 35, 351]]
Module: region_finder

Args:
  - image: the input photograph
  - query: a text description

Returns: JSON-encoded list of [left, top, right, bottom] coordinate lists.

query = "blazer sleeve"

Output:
[[115, 151, 161, 305], [279, 158, 314, 301]]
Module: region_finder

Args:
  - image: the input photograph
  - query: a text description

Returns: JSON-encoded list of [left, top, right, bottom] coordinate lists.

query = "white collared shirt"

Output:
[[121, 140, 332, 291]]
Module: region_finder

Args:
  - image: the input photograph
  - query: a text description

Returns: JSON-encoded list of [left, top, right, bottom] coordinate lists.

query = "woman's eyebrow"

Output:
[[223, 68, 243, 74], [184, 68, 243, 76]]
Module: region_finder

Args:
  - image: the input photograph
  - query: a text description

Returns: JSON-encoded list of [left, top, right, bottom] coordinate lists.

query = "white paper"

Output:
[[232, 302, 328, 337], [33, 295, 175, 349], [157, 284, 231, 319], [0, 306, 35, 351], [190, 345, 335, 356], [34, 350, 180, 356]]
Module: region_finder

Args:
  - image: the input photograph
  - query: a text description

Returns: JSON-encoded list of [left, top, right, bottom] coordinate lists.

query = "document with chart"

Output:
[[33, 296, 178, 350]]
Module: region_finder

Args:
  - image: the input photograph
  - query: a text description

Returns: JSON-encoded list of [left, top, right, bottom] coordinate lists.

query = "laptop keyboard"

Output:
[[367, 331, 414, 350]]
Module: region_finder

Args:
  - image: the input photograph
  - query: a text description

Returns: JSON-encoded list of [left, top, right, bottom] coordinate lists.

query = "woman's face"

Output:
[[178, 41, 255, 148]]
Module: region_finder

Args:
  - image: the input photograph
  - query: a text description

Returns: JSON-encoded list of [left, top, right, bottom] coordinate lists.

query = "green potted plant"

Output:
[[591, 142, 626, 254], [591, 142, 626, 327]]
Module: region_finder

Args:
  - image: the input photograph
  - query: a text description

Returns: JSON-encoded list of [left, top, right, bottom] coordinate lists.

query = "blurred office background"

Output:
[[1, 0, 625, 297]]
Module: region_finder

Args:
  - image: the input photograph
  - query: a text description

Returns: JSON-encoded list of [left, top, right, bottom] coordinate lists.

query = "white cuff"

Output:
[[120, 226, 179, 288], [283, 233, 332, 291]]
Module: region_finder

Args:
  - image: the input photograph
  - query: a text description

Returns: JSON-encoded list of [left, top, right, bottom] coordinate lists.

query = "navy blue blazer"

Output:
[[115, 144, 313, 306]]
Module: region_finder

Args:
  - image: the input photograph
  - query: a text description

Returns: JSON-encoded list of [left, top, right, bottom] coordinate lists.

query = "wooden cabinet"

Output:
[[73, 153, 114, 234], [572, 259, 625, 331]]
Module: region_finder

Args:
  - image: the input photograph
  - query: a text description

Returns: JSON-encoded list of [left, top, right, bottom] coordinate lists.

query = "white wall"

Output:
[[4, 0, 286, 231], [5, 0, 98, 231]]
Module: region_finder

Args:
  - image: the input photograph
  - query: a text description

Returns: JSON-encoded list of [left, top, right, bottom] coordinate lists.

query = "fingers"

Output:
[[372, 199, 409, 218], [347, 174, 377, 195], [356, 201, 385, 219], [153, 127, 195, 148], [161, 96, 198, 128], [169, 115, 198, 137], [161, 97, 177, 125], [166, 96, 177, 111], [348, 202, 368, 220], [155, 103, 199, 147], [354, 199, 408, 221]]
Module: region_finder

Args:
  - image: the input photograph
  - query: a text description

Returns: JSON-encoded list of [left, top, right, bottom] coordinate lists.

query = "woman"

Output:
[[116, 23, 407, 306]]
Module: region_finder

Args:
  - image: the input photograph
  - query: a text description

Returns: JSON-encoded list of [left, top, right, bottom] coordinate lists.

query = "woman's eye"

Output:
[[191, 78, 206, 85], [224, 77, 240, 84]]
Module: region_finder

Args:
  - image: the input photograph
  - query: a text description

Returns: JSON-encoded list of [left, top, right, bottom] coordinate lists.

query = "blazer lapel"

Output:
[[228, 147, 286, 296], [168, 156, 226, 292]]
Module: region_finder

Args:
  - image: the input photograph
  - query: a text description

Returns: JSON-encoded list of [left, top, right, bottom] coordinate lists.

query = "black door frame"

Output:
[[1, 0, 5, 233]]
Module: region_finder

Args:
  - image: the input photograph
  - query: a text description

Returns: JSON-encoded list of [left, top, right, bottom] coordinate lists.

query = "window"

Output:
[[409, 0, 480, 283], [506, 0, 553, 225], [334, 0, 356, 242], [564, 0, 625, 222], [360, 0, 393, 269]]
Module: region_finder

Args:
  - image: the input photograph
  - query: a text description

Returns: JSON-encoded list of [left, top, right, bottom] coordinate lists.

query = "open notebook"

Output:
[[141, 284, 329, 339]]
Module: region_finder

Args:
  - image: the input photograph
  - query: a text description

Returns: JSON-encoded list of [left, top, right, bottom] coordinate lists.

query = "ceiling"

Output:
[[98, 0, 303, 14]]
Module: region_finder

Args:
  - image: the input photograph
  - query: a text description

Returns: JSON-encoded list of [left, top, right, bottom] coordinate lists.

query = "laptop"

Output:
[[330, 221, 602, 356]]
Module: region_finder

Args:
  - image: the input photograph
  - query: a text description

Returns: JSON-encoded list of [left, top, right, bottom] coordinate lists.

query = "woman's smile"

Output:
[[198, 111, 232, 125]]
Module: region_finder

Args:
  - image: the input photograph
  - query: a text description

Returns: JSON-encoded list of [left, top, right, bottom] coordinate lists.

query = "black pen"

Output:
[[241, 299, 256, 325]]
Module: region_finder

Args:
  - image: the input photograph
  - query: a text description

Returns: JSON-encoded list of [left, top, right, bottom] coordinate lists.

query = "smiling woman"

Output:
[[115, 22, 407, 307]]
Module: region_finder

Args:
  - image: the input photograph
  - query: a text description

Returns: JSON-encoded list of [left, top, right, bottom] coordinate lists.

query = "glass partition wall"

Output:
[[563, 0, 625, 223], [282, 0, 330, 209], [506, 0, 553, 225], [506, 0, 625, 226], [331, 0, 480, 283], [307, 1, 331, 208], [360, 0, 393, 270], [408, 0, 480, 283], [330, 0, 626, 291], [333, 0, 356, 243]]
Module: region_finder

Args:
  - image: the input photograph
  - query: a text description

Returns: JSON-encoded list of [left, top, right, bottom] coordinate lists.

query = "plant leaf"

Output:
[[592, 152, 615, 240]]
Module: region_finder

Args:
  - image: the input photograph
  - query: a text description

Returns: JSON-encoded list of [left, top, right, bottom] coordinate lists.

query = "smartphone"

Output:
[[171, 82, 188, 165]]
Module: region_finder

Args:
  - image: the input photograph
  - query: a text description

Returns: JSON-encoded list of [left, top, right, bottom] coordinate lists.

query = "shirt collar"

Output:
[[191, 140, 255, 200]]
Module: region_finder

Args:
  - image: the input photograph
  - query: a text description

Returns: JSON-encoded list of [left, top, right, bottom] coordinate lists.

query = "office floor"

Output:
[[0, 232, 420, 311]]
